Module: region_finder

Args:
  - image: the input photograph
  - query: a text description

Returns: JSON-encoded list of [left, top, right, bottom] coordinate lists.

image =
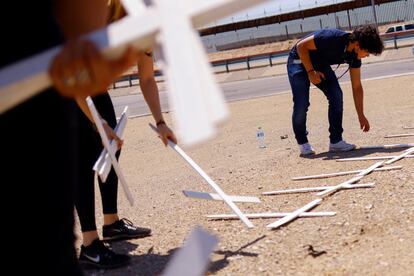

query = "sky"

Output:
[[203, 0, 352, 26]]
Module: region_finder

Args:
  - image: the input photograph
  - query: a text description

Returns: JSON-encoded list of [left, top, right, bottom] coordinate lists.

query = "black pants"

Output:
[[75, 93, 120, 232], [0, 90, 83, 275]]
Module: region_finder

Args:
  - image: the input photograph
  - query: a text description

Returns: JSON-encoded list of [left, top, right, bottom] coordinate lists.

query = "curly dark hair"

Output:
[[349, 25, 384, 55]]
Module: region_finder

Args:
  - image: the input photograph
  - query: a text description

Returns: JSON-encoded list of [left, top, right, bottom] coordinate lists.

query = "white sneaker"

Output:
[[329, 140, 356, 152], [299, 142, 316, 155]]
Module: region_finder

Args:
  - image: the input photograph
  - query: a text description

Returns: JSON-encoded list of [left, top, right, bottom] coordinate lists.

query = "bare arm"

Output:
[[296, 35, 316, 73], [137, 51, 177, 145], [350, 67, 370, 132], [137, 52, 164, 124], [296, 35, 325, 84]]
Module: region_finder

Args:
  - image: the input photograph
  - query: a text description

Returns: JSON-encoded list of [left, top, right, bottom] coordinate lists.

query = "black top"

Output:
[[0, 1, 63, 67], [290, 28, 361, 69]]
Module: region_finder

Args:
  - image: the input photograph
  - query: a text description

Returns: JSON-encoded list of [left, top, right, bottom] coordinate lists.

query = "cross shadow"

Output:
[[83, 235, 266, 276], [300, 147, 409, 161], [84, 241, 177, 276], [207, 235, 265, 274]]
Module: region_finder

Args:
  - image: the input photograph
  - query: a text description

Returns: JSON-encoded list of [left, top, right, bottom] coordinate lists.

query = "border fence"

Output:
[[201, 0, 414, 52]]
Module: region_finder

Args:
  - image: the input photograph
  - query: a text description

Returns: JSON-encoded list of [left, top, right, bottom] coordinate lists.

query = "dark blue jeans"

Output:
[[287, 56, 343, 144]]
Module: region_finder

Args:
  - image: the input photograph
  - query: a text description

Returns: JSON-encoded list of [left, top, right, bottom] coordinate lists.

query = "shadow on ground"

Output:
[[82, 236, 265, 276], [83, 241, 175, 276], [208, 235, 265, 274], [300, 147, 409, 160]]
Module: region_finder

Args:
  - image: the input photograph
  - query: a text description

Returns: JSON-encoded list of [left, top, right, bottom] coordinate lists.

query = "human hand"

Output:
[[307, 70, 325, 85], [50, 39, 137, 98], [102, 119, 123, 149], [157, 123, 177, 146], [358, 115, 370, 132]]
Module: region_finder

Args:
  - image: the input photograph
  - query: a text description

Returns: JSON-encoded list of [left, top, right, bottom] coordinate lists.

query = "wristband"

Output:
[[307, 69, 316, 74], [156, 120, 166, 126]]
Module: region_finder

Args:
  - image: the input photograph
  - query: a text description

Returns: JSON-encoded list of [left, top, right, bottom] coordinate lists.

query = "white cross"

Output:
[[149, 123, 254, 228], [93, 106, 129, 183], [86, 97, 134, 205], [182, 190, 261, 203], [162, 226, 218, 276], [0, 0, 270, 146]]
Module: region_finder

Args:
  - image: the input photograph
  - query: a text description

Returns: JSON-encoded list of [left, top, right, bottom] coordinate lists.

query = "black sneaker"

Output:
[[102, 218, 151, 241], [79, 239, 130, 269]]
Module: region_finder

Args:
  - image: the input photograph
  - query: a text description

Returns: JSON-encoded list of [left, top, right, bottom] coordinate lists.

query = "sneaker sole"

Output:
[[300, 151, 315, 156], [329, 146, 356, 152], [102, 232, 152, 241], [79, 259, 130, 270]]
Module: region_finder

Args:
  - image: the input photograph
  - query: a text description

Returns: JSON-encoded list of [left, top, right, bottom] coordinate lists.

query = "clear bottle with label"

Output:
[[256, 127, 266, 148]]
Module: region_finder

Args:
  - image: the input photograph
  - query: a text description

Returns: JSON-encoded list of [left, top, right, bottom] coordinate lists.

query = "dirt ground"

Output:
[[79, 70, 414, 275]]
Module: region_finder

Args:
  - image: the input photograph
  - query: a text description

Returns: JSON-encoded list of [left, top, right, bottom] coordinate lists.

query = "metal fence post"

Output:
[[225, 60, 229, 73], [128, 75, 132, 87], [285, 25, 289, 39], [246, 57, 250, 70], [269, 54, 273, 67], [393, 36, 398, 49]]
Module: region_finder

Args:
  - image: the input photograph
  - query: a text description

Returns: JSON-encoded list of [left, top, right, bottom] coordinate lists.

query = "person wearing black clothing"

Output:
[[287, 25, 384, 155], [0, 1, 137, 274], [74, 0, 177, 270]]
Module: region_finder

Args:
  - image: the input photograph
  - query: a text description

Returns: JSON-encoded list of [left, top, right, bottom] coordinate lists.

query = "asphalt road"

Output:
[[112, 58, 414, 118]]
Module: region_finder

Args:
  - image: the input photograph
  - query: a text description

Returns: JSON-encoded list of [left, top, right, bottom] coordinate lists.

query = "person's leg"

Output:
[[92, 93, 152, 241], [315, 69, 344, 144], [75, 111, 101, 246], [93, 93, 120, 223], [288, 58, 311, 145], [1, 90, 83, 275], [75, 96, 130, 269]]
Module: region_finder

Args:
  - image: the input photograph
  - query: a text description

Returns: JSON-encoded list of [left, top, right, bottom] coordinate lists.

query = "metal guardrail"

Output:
[[114, 29, 414, 88]]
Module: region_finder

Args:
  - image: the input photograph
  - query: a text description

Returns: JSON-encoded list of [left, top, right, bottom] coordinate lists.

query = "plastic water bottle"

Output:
[[256, 127, 266, 148]]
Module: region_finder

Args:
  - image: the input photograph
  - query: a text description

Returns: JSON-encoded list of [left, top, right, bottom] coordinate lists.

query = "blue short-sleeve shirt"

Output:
[[290, 28, 361, 69]]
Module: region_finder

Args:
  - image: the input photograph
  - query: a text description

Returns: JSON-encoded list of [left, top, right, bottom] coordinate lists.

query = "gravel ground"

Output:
[[77, 73, 414, 275]]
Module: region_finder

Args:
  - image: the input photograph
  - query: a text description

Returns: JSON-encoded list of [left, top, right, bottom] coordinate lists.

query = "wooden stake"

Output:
[[207, 212, 336, 219], [317, 161, 384, 197], [385, 147, 414, 165], [183, 190, 260, 203], [357, 143, 414, 150], [292, 166, 401, 180], [262, 183, 375, 195], [384, 133, 414, 138], [266, 199, 322, 229], [337, 155, 414, 162]]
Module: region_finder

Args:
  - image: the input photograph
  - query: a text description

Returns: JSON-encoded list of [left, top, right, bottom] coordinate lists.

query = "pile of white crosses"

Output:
[[198, 135, 414, 229]]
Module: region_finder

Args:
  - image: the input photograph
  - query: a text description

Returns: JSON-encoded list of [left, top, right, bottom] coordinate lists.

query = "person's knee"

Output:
[[329, 94, 343, 111], [293, 101, 310, 114], [292, 108, 308, 124]]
